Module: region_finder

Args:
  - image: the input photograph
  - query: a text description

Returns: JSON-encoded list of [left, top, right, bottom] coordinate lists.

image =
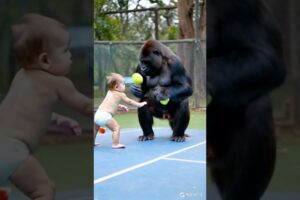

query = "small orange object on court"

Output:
[[98, 127, 106, 134]]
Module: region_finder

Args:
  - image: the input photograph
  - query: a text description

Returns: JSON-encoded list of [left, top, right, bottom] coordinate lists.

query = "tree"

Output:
[[93, 0, 178, 41], [177, 0, 206, 107]]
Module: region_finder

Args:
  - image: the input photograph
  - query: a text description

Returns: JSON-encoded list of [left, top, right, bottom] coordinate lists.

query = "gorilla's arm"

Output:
[[207, 6, 285, 108], [166, 58, 193, 103], [130, 83, 144, 98]]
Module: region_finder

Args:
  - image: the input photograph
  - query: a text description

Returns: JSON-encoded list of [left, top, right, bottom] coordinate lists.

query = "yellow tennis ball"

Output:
[[160, 98, 170, 105], [132, 73, 143, 84]]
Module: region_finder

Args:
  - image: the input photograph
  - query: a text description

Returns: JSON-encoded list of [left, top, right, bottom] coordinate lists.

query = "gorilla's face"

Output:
[[139, 41, 163, 76]]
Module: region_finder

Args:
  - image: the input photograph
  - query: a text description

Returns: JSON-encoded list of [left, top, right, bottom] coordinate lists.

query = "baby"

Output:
[[95, 73, 147, 149], [0, 13, 93, 199]]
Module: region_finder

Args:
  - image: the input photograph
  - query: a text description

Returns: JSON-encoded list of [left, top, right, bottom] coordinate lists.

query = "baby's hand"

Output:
[[118, 104, 129, 112], [56, 116, 82, 136], [138, 101, 147, 108]]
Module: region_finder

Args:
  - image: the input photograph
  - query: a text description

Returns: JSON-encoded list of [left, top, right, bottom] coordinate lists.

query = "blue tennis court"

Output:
[[94, 127, 206, 200]]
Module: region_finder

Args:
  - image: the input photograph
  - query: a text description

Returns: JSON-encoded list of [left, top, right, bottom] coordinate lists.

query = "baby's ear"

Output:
[[38, 52, 51, 70]]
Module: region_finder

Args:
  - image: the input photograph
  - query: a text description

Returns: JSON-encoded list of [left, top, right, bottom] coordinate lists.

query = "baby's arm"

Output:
[[120, 93, 147, 108], [56, 77, 93, 117]]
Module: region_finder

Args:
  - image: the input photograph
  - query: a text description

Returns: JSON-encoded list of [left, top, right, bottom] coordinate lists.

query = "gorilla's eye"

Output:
[[153, 50, 160, 56]]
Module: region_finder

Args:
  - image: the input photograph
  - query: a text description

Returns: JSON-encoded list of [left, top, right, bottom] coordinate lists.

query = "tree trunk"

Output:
[[178, 0, 205, 108], [177, 0, 195, 98], [178, 0, 195, 38]]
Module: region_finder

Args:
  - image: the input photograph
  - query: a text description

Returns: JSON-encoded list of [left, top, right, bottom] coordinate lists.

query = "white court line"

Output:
[[162, 157, 206, 164], [94, 141, 206, 184]]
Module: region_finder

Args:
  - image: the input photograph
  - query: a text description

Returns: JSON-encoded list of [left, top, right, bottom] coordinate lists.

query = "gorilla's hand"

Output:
[[130, 84, 143, 98]]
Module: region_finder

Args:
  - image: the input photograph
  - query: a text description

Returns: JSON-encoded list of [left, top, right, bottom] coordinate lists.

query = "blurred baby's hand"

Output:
[[118, 104, 129, 112], [56, 116, 82, 135], [139, 101, 147, 107]]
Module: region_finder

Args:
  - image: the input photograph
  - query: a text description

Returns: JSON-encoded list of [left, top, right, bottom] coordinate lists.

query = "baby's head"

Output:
[[11, 13, 72, 75], [106, 73, 126, 92]]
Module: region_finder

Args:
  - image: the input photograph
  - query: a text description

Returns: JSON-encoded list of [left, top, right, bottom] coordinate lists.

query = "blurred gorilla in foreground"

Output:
[[207, 0, 286, 199], [131, 40, 193, 142]]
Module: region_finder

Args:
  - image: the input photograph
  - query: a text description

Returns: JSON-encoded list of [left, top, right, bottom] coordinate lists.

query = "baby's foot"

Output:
[[112, 144, 126, 149]]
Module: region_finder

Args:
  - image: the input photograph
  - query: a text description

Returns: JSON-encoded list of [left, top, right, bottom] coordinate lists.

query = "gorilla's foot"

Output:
[[138, 133, 154, 141], [171, 135, 186, 142]]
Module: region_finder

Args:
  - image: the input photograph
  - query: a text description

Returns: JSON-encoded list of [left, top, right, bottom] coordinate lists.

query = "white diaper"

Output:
[[0, 136, 29, 185], [94, 111, 112, 127]]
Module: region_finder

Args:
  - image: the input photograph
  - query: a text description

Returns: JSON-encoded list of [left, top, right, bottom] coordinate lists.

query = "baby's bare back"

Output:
[[98, 91, 122, 115], [0, 69, 60, 151]]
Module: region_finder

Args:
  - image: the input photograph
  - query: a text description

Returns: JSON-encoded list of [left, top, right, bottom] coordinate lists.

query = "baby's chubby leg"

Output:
[[106, 118, 125, 149], [10, 155, 55, 200]]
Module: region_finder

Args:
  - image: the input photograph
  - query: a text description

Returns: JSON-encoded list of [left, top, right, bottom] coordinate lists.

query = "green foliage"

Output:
[[117, 0, 129, 7], [160, 25, 178, 40], [167, 25, 178, 40], [94, 16, 124, 40], [149, 0, 164, 6], [94, 0, 178, 41], [94, 0, 107, 12]]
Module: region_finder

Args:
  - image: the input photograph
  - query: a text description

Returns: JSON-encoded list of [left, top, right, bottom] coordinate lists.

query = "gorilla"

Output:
[[131, 40, 193, 142], [207, 0, 286, 199]]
